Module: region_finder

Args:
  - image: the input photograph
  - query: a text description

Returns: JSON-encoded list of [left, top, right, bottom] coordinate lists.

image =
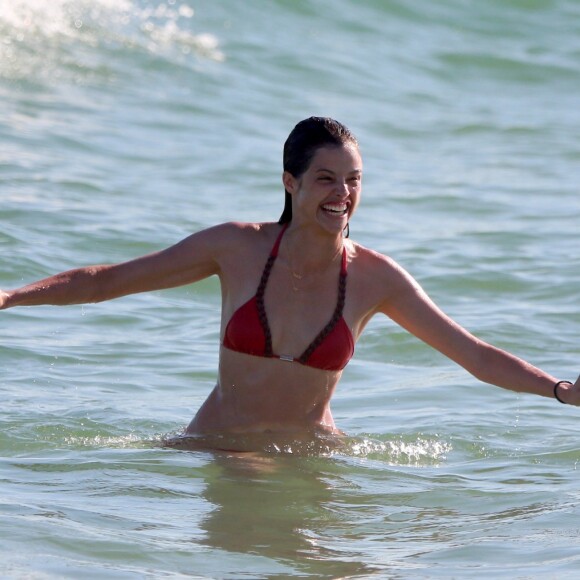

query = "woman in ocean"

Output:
[[1, 117, 578, 450]]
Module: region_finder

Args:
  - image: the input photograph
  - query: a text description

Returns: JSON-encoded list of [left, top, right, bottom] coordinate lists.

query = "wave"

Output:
[[0, 0, 224, 84]]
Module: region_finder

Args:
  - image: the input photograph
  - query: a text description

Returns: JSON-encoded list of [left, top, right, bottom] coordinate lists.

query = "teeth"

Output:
[[322, 203, 347, 214]]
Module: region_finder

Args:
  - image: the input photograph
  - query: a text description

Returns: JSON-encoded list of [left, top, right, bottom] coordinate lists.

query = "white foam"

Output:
[[0, 0, 224, 80], [63, 432, 146, 448], [348, 435, 452, 466]]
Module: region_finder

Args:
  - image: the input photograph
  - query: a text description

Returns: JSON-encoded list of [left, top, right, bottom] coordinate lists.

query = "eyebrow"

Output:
[[315, 168, 362, 175]]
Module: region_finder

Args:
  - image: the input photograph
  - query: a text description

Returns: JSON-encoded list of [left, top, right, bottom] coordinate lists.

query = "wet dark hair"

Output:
[[278, 117, 358, 224]]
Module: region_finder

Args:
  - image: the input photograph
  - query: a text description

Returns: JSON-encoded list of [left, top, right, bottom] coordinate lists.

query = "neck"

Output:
[[281, 223, 344, 276]]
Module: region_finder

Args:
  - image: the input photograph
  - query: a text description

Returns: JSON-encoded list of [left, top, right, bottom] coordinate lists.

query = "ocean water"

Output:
[[1, 0, 580, 577]]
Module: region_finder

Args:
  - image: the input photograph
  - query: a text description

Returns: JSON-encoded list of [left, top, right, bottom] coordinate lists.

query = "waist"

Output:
[[165, 426, 346, 454]]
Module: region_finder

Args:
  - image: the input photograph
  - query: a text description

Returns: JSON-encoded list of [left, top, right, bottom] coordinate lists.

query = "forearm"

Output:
[[0, 266, 109, 309], [471, 342, 559, 399]]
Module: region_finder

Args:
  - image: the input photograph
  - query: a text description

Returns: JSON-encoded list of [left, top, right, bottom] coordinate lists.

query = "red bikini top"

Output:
[[222, 225, 354, 371]]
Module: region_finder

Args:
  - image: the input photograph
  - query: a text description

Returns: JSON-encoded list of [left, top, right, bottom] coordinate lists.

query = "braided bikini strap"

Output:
[[255, 225, 288, 357], [298, 248, 347, 364], [256, 225, 348, 363]]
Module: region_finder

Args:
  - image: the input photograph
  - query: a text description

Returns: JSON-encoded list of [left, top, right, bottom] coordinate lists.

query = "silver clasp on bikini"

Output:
[[279, 354, 294, 362]]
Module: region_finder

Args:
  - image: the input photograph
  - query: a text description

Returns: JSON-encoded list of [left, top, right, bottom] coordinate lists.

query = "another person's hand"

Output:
[[0, 290, 9, 310]]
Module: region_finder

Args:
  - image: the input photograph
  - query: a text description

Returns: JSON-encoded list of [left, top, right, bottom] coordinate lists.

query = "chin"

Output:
[[317, 213, 349, 234]]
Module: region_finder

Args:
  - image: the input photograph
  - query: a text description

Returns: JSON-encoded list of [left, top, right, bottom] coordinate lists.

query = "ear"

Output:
[[282, 171, 298, 195]]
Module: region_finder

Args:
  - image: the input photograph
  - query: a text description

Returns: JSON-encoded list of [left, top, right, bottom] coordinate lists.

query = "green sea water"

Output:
[[1, 0, 580, 577]]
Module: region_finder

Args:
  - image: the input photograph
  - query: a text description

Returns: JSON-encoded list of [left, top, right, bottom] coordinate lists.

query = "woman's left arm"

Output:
[[377, 259, 579, 405]]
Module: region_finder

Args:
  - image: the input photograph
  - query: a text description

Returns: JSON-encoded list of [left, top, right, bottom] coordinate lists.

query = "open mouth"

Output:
[[321, 202, 348, 217]]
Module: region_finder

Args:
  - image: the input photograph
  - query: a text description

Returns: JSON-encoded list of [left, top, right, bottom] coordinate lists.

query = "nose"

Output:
[[335, 180, 350, 197]]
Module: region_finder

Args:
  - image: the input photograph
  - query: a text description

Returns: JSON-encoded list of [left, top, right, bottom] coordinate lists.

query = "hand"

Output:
[[560, 375, 580, 406], [0, 290, 9, 310]]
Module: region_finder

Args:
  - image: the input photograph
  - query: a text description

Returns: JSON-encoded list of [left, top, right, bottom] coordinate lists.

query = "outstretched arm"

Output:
[[0, 223, 232, 310], [377, 258, 579, 405]]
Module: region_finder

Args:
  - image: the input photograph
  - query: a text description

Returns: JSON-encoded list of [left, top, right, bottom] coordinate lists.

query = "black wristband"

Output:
[[554, 380, 573, 404]]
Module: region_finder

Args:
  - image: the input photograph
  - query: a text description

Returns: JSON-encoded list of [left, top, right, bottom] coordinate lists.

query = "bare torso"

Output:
[[187, 348, 342, 434], [182, 222, 386, 443]]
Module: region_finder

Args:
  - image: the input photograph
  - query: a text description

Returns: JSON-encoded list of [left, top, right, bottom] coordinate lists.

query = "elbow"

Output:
[[457, 340, 499, 385], [92, 265, 124, 303], [462, 342, 510, 386], [71, 266, 112, 304]]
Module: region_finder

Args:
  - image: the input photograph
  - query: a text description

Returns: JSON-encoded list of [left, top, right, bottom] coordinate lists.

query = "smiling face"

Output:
[[283, 144, 362, 235]]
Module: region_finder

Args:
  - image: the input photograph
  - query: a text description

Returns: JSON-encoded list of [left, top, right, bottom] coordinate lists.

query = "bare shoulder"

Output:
[[179, 221, 276, 253], [347, 240, 420, 308], [191, 221, 280, 268], [208, 220, 279, 249], [223, 221, 281, 242], [348, 241, 411, 283]]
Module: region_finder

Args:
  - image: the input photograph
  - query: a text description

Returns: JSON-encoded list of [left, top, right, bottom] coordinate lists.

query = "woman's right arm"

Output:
[[0, 223, 235, 310]]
